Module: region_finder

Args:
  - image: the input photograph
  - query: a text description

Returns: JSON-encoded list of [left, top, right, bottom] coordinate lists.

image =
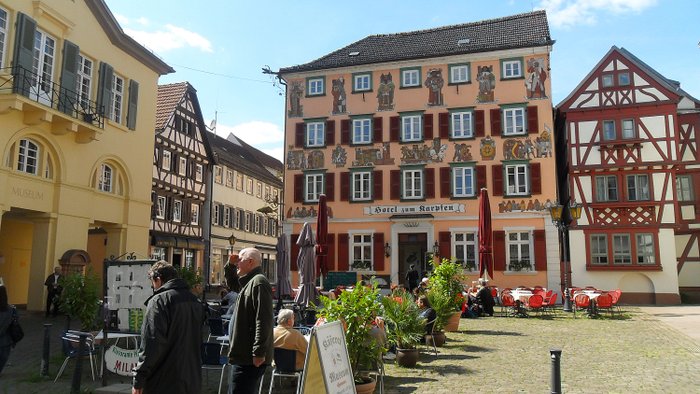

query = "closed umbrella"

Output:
[[276, 234, 292, 298], [478, 188, 494, 280], [295, 222, 318, 308], [315, 194, 329, 278]]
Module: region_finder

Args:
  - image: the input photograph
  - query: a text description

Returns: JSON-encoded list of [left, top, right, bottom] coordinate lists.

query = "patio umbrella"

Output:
[[315, 194, 329, 278], [295, 222, 318, 308], [276, 234, 292, 299], [478, 188, 494, 280]]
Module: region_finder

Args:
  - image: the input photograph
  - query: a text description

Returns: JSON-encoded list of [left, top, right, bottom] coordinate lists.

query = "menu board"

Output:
[[299, 320, 355, 394], [104, 260, 156, 331]]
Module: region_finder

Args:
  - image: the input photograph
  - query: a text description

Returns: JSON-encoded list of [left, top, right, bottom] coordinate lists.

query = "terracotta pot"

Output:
[[444, 311, 462, 332], [355, 377, 376, 394], [395, 348, 419, 367], [426, 331, 446, 347]]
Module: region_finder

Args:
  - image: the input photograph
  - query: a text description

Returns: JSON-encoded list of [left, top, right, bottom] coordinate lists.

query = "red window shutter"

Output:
[[534, 229, 546, 271], [492, 165, 503, 196], [476, 165, 486, 191], [325, 172, 335, 201], [527, 106, 539, 135], [390, 170, 401, 200], [340, 172, 349, 201], [373, 170, 383, 200], [294, 174, 303, 202], [439, 231, 451, 260], [490, 109, 501, 137], [530, 162, 541, 195], [326, 120, 336, 145], [290, 234, 300, 271], [493, 231, 506, 271], [338, 234, 349, 271], [425, 168, 435, 199], [424, 113, 434, 140], [438, 112, 450, 139], [373, 117, 383, 143], [373, 233, 384, 272], [390, 116, 400, 142], [340, 119, 350, 145], [440, 167, 451, 198], [295, 123, 305, 147], [327, 233, 336, 271], [475, 110, 485, 137]]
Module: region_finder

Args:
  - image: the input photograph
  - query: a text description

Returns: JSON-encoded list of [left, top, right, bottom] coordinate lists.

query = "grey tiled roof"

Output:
[[279, 10, 553, 74], [207, 131, 282, 187]]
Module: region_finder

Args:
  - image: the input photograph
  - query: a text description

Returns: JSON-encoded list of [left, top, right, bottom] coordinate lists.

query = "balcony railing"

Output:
[[0, 66, 104, 128]]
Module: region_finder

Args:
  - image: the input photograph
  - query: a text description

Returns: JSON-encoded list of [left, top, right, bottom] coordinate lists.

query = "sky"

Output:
[[104, 0, 700, 162]]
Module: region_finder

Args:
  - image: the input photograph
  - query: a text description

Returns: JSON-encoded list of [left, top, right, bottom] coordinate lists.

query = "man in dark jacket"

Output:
[[132, 261, 203, 394], [228, 247, 273, 394], [224, 253, 241, 292]]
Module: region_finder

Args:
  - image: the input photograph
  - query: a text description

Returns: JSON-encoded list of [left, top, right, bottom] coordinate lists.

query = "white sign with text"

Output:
[[364, 203, 465, 216]]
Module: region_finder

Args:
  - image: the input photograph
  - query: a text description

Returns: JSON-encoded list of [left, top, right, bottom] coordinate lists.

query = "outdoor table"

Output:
[[510, 290, 533, 317]]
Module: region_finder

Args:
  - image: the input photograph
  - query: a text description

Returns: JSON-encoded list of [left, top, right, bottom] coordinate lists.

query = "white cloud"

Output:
[[212, 120, 285, 161], [539, 0, 658, 29], [122, 24, 213, 53], [114, 13, 129, 26], [260, 147, 284, 162]]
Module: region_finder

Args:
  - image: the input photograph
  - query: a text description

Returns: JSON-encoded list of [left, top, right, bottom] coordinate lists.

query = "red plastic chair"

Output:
[[490, 287, 500, 306], [500, 293, 516, 317], [596, 293, 615, 317], [610, 289, 623, 314], [543, 292, 557, 314], [526, 294, 544, 316], [573, 293, 590, 319]]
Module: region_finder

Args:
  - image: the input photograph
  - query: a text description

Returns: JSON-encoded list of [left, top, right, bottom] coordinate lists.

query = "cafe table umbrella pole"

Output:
[[478, 188, 494, 280], [315, 194, 329, 287], [295, 222, 318, 311]]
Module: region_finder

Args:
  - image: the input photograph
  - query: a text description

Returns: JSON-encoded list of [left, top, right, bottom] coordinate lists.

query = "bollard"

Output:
[[550, 348, 562, 394], [70, 333, 87, 394], [41, 323, 52, 377]]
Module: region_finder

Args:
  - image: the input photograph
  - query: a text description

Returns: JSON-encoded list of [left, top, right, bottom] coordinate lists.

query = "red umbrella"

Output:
[[478, 188, 494, 279], [315, 194, 329, 277]]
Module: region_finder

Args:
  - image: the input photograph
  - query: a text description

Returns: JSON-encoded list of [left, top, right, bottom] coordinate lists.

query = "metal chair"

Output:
[[54, 332, 98, 382], [207, 318, 225, 342], [293, 326, 312, 335], [500, 293, 516, 317], [526, 294, 545, 316], [268, 347, 302, 394], [423, 318, 438, 356], [573, 293, 590, 319], [202, 342, 227, 394]]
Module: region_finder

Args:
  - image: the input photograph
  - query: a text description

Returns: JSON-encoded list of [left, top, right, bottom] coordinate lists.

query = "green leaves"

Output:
[[381, 292, 425, 349], [59, 270, 101, 331]]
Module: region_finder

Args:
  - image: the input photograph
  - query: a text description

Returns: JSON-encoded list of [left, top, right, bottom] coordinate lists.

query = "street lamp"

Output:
[[549, 201, 582, 312]]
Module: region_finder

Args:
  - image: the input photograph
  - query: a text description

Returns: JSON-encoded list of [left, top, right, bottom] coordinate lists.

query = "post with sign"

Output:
[[299, 321, 355, 394]]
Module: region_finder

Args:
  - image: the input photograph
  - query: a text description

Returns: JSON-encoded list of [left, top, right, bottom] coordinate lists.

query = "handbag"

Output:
[[8, 307, 24, 344]]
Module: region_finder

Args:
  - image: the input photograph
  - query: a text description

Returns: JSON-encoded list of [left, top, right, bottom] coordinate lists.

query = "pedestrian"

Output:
[[405, 264, 419, 294], [0, 285, 16, 374], [44, 266, 63, 317], [224, 253, 241, 292], [227, 247, 273, 394], [132, 260, 204, 394]]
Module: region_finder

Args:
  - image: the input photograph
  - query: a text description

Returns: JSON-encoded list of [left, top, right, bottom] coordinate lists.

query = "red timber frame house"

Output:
[[556, 46, 700, 304]]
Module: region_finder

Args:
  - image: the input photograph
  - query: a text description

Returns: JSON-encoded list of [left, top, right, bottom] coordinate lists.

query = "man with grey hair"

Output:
[[273, 309, 308, 370], [227, 248, 273, 393]]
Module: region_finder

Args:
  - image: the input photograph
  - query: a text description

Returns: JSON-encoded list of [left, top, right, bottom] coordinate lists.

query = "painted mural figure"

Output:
[[480, 136, 496, 160], [288, 81, 304, 117], [377, 73, 395, 111], [424, 68, 444, 106], [331, 145, 347, 167], [331, 77, 347, 114], [453, 143, 473, 162], [525, 58, 547, 99], [476, 65, 496, 102]]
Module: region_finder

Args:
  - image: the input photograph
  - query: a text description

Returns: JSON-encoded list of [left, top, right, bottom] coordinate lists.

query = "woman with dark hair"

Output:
[[417, 295, 437, 335], [0, 285, 15, 374]]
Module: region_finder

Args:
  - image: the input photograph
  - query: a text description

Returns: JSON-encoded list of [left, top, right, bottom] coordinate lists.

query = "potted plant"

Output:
[[59, 269, 101, 331], [316, 280, 385, 393], [381, 291, 425, 367], [176, 265, 203, 298], [428, 258, 467, 331], [424, 289, 453, 346]]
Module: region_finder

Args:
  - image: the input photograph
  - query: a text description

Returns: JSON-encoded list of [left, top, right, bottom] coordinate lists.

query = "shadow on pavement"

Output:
[[467, 330, 524, 336]]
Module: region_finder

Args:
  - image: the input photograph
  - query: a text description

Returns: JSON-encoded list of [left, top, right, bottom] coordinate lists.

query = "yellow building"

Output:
[[0, 0, 172, 309], [278, 11, 561, 292]]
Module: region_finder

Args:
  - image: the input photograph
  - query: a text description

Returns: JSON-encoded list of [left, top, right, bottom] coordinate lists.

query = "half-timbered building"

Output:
[[278, 11, 562, 293], [556, 46, 700, 304], [151, 82, 213, 270]]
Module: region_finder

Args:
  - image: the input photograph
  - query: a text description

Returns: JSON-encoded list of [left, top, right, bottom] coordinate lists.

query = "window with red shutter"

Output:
[[424, 113, 434, 140], [438, 112, 449, 139], [476, 165, 486, 190], [425, 168, 435, 199], [490, 108, 501, 136], [295, 123, 304, 147], [294, 174, 303, 202], [534, 230, 546, 271], [326, 120, 336, 145], [337, 234, 349, 271], [373, 170, 383, 200], [493, 231, 506, 271], [327, 233, 336, 272], [475, 110, 485, 137], [527, 106, 539, 134], [373, 117, 383, 143], [530, 163, 541, 195], [390, 116, 400, 142], [340, 172, 349, 201], [439, 231, 451, 260], [492, 165, 503, 196], [440, 167, 451, 198], [340, 119, 350, 145], [390, 170, 400, 200], [373, 233, 384, 272], [325, 172, 335, 201]]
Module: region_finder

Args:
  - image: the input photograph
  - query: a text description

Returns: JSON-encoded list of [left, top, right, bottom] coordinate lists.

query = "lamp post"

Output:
[[549, 201, 582, 312], [227, 233, 236, 258]]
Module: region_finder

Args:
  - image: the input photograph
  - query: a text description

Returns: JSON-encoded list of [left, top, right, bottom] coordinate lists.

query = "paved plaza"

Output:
[[1, 306, 699, 393]]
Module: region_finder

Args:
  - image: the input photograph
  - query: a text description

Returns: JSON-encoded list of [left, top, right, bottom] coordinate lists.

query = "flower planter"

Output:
[[444, 311, 462, 332], [355, 377, 377, 394], [395, 348, 419, 367]]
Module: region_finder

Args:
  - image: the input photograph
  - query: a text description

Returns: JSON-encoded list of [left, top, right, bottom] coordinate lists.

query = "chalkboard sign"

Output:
[[299, 321, 355, 394], [323, 271, 358, 290]]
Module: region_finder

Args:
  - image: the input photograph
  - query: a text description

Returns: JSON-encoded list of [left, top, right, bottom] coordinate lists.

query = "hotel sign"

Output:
[[364, 203, 465, 216]]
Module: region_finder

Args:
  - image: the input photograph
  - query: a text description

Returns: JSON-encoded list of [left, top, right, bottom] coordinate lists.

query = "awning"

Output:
[[152, 236, 205, 250], [187, 239, 205, 250], [152, 236, 177, 248]]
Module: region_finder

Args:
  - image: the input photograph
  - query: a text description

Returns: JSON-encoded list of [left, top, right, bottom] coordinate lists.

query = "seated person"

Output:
[[417, 295, 437, 335], [273, 309, 308, 371], [475, 279, 495, 317]]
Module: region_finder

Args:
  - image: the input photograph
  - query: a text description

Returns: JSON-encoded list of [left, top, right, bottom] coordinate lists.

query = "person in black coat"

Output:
[[44, 267, 63, 317], [405, 264, 419, 294], [475, 279, 495, 317]]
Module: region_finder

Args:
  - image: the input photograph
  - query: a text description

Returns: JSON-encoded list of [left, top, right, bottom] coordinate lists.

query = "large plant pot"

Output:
[[355, 377, 376, 394], [426, 331, 446, 347], [444, 311, 462, 332], [395, 348, 419, 367]]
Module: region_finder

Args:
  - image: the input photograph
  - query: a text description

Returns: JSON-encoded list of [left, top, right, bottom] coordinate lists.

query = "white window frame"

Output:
[[636, 233, 655, 264], [255, 214, 261, 233], [246, 178, 254, 195], [352, 118, 372, 144], [235, 209, 242, 229], [178, 157, 187, 176], [602, 120, 616, 141], [451, 111, 473, 138], [195, 163, 203, 182], [111, 73, 124, 123], [76, 54, 93, 110], [17, 138, 40, 175], [173, 200, 182, 222], [602, 74, 614, 87], [214, 166, 223, 184], [453, 231, 478, 271], [502, 59, 522, 79], [626, 174, 650, 201], [401, 115, 422, 142], [401, 69, 420, 87], [245, 212, 252, 232], [306, 122, 325, 147], [224, 207, 231, 227], [308, 78, 324, 96], [622, 119, 635, 139], [350, 233, 373, 271], [505, 164, 528, 196], [452, 166, 475, 197], [590, 234, 608, 265], [353, 73, 371, 92], [225, 169, 233, 187], [213, 204, 220, 226], [676, 175, 694, 201], [162, 150, 171, 170], [0, 7, 7, 68], [156, 196, 166, 219], [503, 107, 525, 136], [352, 171, 372, 201], [31, 29, 56, 104], [595, 175, 618, 202], [449, 64, 470, 84], [506, 230, 532, 271], [305, 173, 324, 203], [191, 204, 199, 225], [618, 72, 631, 86], [612, 234, 631, 265], [256, 182, 263, 198], [98, 163, 113, 192], [403, 169, 423, 200]]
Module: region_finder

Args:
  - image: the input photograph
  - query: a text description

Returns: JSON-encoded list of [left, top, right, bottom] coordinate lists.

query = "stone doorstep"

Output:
[[94, 383, 133, 393]]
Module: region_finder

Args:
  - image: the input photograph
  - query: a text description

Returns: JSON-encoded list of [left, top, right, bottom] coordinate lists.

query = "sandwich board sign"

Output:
[[299, 320, 355, 394]]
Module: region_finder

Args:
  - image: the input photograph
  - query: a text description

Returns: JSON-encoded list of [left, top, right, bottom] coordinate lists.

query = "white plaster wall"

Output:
[[604, 61, 614, 72], [681, 205, 695, 221], [641, 116, 667, 138]]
